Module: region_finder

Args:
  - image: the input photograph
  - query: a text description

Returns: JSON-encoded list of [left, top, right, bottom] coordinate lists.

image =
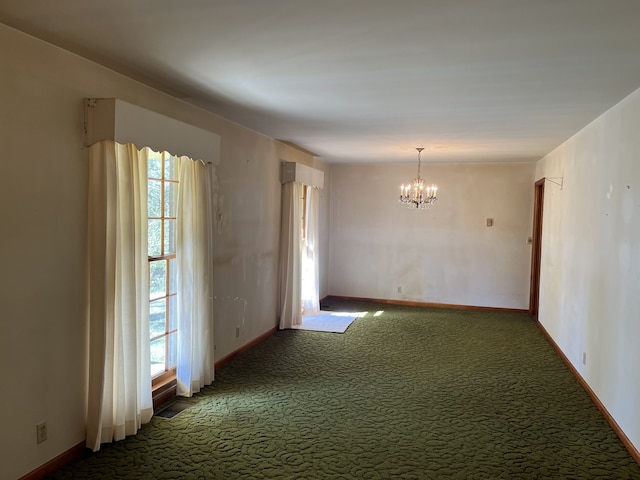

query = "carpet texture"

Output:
[[46, 300, 640, 479], [292, 311, 363, 333]]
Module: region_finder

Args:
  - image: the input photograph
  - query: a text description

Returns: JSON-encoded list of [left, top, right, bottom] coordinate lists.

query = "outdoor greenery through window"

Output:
[[148, 151, 180, 380]]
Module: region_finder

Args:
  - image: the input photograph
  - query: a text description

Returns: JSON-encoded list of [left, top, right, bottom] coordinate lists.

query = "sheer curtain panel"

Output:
[[301, 186, 320, 315], [86, 140, 153, 452], [176, 159, 215, 397], [279, 182, 304, 329]]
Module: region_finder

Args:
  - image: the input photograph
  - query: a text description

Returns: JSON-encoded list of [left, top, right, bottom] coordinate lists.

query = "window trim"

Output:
[[148, 151, 180, 383]]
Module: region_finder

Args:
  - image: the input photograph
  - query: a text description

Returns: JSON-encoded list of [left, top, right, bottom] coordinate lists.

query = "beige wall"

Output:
[[0, 24, 317, 479], [328, 162, 536, 309], [536, 87, 640, 452]]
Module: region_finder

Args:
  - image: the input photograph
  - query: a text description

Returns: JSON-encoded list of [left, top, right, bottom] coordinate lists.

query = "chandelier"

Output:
[[399, 147, 438, 209]]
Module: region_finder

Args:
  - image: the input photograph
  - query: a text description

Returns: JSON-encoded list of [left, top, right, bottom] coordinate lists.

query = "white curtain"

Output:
[[176, 158, 215, 397], [279, 182, 304, 329], [86, 140, 153, 452], [301, 186, 320, 315]]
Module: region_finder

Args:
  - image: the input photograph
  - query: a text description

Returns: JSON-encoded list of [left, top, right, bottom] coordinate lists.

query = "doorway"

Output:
[[529, 178, 545, 316]]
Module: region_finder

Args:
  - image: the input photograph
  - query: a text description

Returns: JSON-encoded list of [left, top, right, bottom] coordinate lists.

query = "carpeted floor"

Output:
[[46, 300, 640, 479]]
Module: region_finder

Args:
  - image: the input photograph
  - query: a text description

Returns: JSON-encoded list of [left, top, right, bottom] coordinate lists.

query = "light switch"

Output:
[[486, 218, 494, 227]]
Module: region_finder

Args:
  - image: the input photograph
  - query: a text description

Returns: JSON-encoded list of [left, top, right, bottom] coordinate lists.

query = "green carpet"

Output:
[[47, 300, 640, 479]]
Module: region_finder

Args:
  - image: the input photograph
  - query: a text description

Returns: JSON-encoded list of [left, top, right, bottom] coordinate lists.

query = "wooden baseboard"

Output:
[[324, 295, 529, 314], [22, 326, 279, 479], [537, 321, 640, 466], [19, 441, 87, 480], [151, 326, 279, 409], [215, 326, 278, 370]]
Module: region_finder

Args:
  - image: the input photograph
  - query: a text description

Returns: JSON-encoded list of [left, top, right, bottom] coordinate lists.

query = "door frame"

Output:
[[529, 178, 545, 316]]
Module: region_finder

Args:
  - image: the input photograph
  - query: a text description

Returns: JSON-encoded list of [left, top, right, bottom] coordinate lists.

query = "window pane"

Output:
[[149, 298, 166, 338], [150, 260, 167, 300], [168, 295, 177, 331], [169, 257, 177, 294], [148, 219, 162, 257], [164, 219, 176, 254], [150, 337, 166, 377], [148, 179, 162, 218], [148, 155, 162, 179], [164, 181, 177, 217], [167, 331, 177, 369], [165, 155, 178, 181]]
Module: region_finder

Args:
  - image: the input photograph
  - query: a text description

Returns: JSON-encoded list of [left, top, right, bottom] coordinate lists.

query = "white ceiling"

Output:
[[2, 0, 640, 164]]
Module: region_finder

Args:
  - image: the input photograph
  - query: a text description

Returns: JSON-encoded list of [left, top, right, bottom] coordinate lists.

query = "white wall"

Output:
[[536, 87, 640, 452], [329, 162, 535, 309], [0, 24, 317, 479]]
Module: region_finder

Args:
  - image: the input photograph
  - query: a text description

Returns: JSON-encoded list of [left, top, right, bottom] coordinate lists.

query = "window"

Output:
[[148, 151, 180, 380], [301, 186, 308, 243], [300, 185, 320, 316]]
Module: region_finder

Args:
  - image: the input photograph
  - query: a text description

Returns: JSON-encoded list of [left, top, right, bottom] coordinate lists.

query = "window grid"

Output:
[[149, 152, 179, 381]]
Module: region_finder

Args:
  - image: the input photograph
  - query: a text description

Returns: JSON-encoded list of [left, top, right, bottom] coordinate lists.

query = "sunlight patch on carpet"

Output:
[[293, 311, 365, 333]]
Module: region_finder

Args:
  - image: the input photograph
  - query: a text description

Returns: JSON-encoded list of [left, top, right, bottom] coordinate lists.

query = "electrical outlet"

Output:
[[36, 422, 47, 444], [583, 352, 587, 365], [235, 326, 240, 338], [397, 286, 402, 294]]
